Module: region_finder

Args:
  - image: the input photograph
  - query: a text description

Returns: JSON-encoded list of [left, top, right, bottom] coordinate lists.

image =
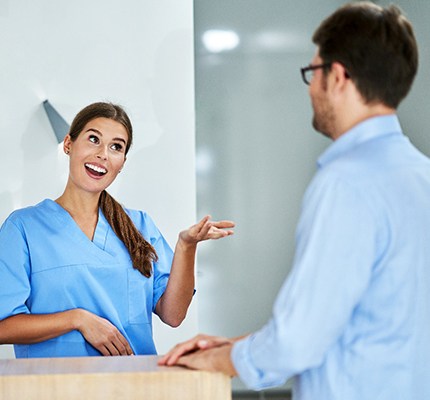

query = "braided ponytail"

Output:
[[99, 190, 157, 277]]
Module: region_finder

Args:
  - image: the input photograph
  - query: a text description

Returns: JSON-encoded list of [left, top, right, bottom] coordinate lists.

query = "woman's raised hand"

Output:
[[179, 215, 235, 245]]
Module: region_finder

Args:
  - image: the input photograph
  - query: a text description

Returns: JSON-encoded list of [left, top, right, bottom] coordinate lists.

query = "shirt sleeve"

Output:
[[141, 213, 174, 311], [231, 174, 383, 390], [0, 217, 31, 320]]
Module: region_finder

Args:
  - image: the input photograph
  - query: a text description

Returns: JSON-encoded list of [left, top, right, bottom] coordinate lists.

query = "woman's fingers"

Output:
[[79, 310, 133, 356], [211, 220, 235, 229], [180, 218, 235, 244], [111, 334, 133, 356]]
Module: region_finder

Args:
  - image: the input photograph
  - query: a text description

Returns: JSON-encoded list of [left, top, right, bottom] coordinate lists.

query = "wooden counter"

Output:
[[0, 355, 231, 400]]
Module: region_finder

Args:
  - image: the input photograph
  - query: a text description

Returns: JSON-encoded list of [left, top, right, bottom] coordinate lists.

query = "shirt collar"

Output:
[[317, 114, 403, 168]]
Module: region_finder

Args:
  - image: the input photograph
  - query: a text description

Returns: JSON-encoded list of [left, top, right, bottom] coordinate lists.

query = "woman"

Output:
[[0, 102, 234, 358]]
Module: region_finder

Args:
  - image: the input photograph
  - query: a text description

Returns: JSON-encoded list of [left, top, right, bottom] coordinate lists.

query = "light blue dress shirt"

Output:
[[0, 199, 173, 357], [232, 115, 430, 400]]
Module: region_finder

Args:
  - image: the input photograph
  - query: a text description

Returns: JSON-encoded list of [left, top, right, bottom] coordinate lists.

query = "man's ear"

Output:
[[331, 62, 350, 88], [329, 62, 351, 100]]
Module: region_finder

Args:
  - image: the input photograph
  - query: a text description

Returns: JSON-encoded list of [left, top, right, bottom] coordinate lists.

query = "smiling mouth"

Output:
[[85, 163, 107, 176]]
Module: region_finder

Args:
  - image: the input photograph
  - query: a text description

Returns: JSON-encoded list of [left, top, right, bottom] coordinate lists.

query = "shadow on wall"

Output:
[[19, 103, 67, 206]]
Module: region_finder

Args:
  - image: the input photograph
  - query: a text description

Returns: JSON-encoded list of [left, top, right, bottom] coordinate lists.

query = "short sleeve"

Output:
[[0, 218, 31, 320], [139, 213, 174, 312]]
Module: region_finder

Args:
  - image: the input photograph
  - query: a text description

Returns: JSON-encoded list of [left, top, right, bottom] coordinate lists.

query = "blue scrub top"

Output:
[[0, 199, 173, 358]]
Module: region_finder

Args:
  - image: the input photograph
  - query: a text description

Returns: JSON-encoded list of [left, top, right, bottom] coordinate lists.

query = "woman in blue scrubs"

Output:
[[0, 102, 234, 358]]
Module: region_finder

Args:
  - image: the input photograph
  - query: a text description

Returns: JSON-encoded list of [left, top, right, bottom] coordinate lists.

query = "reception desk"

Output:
[[0, 355, 231, 399]]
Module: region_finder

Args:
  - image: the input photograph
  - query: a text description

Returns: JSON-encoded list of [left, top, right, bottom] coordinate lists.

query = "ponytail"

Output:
[[99, 190, 158, 277]]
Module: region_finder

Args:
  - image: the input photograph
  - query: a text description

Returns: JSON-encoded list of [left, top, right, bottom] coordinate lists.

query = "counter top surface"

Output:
[[0, 355, 184, 376]]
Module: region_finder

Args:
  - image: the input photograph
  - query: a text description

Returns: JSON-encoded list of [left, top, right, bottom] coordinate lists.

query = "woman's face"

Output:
[[64, 117, 129, 195]]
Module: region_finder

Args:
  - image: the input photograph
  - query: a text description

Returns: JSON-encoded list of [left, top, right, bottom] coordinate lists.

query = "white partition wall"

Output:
[[0, 0, 196, 358]]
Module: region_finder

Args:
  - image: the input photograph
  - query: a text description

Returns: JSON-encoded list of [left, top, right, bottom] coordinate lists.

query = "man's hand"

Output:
[[160, 338, 237, 376], [176, 344, 237, 376], [158, 334, 238, 376], [158, 334, 232, 366]]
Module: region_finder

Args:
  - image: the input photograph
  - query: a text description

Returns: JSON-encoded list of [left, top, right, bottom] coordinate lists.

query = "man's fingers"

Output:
[[159, 336, 208, 365], [159, 335, 232, 366], [163, 341, 200, 365], [176, 354, 196, 369]]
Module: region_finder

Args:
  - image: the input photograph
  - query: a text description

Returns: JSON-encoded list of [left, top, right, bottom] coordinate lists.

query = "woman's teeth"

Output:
[[85, 163, 107, 174]]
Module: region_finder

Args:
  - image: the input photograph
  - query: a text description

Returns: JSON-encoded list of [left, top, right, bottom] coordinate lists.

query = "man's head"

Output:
[[312, 1, 418, 109]]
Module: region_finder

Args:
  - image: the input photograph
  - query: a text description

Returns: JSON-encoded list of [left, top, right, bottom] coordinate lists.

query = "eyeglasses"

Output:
[[300, 63, 332, 85]]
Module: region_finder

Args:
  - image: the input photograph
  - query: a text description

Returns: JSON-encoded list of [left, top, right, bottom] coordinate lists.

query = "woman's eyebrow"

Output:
[[113, 137, 127, 144], [85, 128, 102, 135], [85, 128, 127, 144]]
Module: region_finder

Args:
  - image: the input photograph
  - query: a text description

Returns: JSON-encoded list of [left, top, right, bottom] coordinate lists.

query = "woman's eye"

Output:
[[89, 135, 99, 144], [111, 143, 123, 152]]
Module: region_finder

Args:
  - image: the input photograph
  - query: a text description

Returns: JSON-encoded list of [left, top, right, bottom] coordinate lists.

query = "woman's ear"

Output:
[[63, 134, 72, 155], [119, 157, 127, 173]]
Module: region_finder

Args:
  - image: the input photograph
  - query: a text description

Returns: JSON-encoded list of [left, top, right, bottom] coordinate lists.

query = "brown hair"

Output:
[[312, 2, 418, 109], [68, 102, 157, 277]]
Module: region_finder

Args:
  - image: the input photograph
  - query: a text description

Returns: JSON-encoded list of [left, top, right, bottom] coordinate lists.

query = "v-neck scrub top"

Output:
[[0, 199, 173, 358]]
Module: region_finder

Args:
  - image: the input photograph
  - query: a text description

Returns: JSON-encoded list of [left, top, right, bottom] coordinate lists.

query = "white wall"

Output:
[[0, 0, 196, 358]]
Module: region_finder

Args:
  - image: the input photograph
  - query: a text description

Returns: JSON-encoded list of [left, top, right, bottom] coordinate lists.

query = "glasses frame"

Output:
[[300, 63, 332, 85]]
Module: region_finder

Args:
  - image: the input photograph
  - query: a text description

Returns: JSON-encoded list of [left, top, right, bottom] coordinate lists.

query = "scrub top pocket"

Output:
[[127, 269, 153, 324]]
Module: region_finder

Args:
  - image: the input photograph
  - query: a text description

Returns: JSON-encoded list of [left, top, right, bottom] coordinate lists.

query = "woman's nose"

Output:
[[96, 147, 108, 160]]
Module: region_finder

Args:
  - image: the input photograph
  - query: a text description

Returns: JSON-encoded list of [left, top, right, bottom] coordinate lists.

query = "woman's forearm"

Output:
[[0, 309, 134, 356], [0, 310, 80, 344], [155, 216, 234, 327], [155, 238, 196, 327]]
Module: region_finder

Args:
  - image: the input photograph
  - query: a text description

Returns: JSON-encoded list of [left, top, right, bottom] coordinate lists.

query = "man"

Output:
[[159, 2, 430, 399]]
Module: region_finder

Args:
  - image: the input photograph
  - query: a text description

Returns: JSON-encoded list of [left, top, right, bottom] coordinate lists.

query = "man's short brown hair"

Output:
[[313, 1, 418, 109]]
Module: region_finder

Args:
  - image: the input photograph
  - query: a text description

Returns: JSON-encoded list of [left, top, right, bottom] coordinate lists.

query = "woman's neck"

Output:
[[55, 190, 101, 241], [56, 192, 99, 215]]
